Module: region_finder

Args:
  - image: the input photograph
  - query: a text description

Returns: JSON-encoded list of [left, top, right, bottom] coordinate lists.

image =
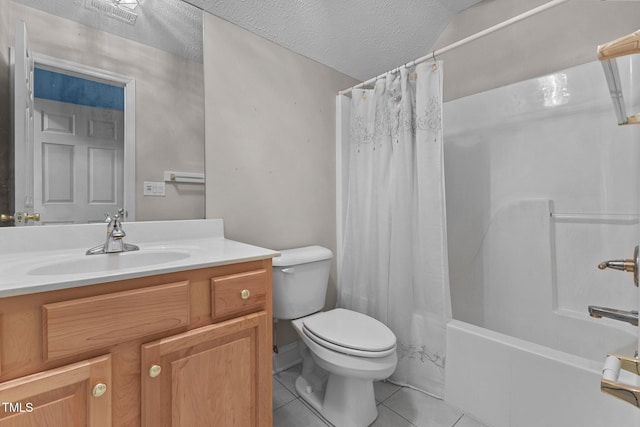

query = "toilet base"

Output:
[[295, 371, 378, 427], [290, 315, 396, 426]]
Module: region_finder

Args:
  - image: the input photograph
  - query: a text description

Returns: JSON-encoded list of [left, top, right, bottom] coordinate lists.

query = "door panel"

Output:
[[42, 143, 74, 203], [34, 99, 124, 224], [88, 148, 118, 204]]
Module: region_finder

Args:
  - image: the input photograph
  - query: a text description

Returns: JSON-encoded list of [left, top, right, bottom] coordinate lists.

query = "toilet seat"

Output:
[[301, 308, 396, 358]]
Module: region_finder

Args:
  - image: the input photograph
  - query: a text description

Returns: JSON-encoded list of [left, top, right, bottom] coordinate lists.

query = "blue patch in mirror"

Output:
[[34, 68, 124, 111]]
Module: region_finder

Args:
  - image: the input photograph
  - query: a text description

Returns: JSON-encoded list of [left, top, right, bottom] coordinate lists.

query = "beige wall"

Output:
[[201, 1, 640, 348], [3, 2, 205, 222], [202, 1, 640, 348], [433, 0, 640, 102], [203, 13, 358, 347]]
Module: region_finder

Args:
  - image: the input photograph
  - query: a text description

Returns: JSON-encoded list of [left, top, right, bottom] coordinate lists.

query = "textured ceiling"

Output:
[[14, 0, 203, 62], [186, 0, 483, 80], [14, 0, 483, 80]]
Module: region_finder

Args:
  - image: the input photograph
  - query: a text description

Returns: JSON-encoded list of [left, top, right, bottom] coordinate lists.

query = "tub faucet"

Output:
[[588, 306, 638, 326], [86, 212, 139, 255], [597, 245, 639, 286]]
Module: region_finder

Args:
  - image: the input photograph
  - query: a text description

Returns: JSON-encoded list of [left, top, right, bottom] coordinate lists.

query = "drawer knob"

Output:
[[92, 383, 107, 398], [149, 364, 162, 378], [240, 289, 251, 300]]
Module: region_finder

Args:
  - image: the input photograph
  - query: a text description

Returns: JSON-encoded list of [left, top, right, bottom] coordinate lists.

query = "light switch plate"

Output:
[[143, 181, 165, 196]]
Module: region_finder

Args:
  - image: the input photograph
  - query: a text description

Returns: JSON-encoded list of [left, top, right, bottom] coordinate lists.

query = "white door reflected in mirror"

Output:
[[12, 20, 136, 225]]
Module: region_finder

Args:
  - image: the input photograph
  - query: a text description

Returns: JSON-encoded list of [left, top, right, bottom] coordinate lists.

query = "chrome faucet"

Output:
[[588, 305, 638, 326], [86, 212, 139, 255]]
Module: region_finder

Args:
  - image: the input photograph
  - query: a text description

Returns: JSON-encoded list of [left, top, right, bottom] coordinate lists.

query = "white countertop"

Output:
[[0, 219, 279, 298]]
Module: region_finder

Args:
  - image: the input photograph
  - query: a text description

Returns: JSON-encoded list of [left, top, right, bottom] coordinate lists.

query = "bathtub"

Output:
[[442, 57, 640, 426], [445, 319, 640, 427], [443, 198, 640, 426]]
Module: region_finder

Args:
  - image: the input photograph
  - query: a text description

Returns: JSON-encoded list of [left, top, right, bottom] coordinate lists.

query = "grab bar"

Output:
[[549, 212, 639, 224], [601, 354, 640, 408]]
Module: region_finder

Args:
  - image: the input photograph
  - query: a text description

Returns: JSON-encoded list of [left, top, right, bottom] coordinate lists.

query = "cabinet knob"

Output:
[[92, 383, 107, 398], [240, 289, 251, 300], [148, 364, 162, 378]]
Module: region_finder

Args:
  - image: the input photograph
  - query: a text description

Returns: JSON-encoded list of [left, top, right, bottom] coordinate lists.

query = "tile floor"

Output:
[[273, 364, 489, 427]]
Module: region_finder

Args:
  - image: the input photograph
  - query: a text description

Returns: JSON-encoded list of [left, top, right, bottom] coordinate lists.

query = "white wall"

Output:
[[433, 0, 640, 102], [203, 12, 358, 346]]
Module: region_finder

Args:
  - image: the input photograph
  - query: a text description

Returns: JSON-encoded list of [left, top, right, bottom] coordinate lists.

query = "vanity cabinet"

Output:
[[0, 258, 273, 427], [0, 355, 112, 427], [141, 312, 270, 426]]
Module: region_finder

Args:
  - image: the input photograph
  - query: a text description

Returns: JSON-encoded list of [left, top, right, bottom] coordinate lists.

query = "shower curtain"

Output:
[[338, 61, 451, 397]]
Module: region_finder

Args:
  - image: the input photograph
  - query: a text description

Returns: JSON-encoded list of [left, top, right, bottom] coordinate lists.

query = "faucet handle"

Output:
[[598, 245, 639, 286], [111, 214, 126, 239], [104, 213, 112, 223], [110, 213, 121, 228]]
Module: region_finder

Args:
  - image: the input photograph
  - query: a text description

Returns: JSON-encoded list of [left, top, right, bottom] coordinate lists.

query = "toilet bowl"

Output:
[[272, 246, 398, 426], [291, 309, 397, 426]]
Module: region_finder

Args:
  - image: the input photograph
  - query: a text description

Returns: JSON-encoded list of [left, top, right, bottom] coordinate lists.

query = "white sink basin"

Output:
[[28, 250, 191, 276], [0, 219, 280, 298]]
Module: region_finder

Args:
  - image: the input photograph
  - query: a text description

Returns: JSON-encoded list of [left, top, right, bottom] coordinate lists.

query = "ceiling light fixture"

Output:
[[84, 0, 139, 25], [112, 0, 141, 10]]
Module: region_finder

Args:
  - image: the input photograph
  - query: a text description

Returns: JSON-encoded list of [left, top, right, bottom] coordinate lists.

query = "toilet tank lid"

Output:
[[272, 246, 333, 267]]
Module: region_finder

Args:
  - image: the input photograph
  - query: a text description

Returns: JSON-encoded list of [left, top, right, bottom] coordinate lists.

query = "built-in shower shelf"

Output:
[[550, 212, 639, 224]]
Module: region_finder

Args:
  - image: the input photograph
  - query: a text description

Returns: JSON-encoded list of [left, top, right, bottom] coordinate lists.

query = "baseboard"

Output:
[[272, 340, 301, 374]]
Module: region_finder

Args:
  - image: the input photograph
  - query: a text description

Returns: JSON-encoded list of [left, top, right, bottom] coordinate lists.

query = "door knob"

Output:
[[598, 245, 639, 286], [14, 212, 40, 224], [1, 213, 41, 224]]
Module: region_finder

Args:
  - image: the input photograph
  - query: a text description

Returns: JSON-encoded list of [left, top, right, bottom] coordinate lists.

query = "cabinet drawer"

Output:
[[43, 281, 190, 361], [211, 269, 267, 318]]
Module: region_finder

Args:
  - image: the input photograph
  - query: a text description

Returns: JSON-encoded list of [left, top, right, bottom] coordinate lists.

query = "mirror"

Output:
[[1, 0, 205, 226]]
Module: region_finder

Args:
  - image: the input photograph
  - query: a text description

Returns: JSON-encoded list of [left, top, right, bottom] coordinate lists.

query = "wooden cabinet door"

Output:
[[141, 312, 271, 427], [0, 355, 111, 427]]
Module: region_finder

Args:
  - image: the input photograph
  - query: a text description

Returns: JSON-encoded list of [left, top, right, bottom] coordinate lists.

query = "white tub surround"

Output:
[[443, 57, 640, 426], [0, 219, 279, 297]]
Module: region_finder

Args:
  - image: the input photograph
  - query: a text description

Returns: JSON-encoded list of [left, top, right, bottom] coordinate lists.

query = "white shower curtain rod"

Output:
[[338, 0, 570, 96]]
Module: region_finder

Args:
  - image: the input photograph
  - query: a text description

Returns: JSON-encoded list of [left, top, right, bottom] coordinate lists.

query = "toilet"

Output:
[[272, 246, 397, 427]]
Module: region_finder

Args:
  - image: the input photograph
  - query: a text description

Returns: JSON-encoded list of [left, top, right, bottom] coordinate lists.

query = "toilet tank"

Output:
[[272, 246, 333, 320]]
